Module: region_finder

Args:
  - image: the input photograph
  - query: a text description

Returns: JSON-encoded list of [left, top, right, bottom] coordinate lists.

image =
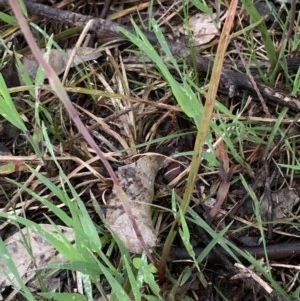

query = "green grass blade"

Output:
[[150, 19, 181, 76], [124, 255, 142, 301], [240, 0, 277, 71], [7, 175, 73, 226], [119, 21, 202, 126], [0, 11, 17, 25], [38, 293, 87, 301], [0, 213, 82, 261], [15, 51, 34, 92], [190, 0, 211, 13], [188, 207, 291, 300], [0, 73, 28, 132], [97, 261, 132, 301], [240, 175, 270, 271], [82, 273, 93, 301]]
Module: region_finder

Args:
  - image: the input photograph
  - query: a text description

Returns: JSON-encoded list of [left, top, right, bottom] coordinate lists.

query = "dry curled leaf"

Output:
[[176, 12, 227, 46], [106, 155, 165, 253], [20, 47, 102, 81], [0, 224, 74, 293], [261, 188, 300, 220]]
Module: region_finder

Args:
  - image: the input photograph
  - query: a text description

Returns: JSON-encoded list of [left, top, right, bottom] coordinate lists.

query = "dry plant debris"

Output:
[[0, 225, 74, 293], [176, 11, 227, 46], [261, 187, 300, 220], [0, 0, 300, 300], [106, 155, 165, 253], [20, 47, 102, 81]]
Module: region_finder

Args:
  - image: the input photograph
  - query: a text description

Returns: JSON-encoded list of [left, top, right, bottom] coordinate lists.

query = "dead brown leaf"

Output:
[[106, 155, 165, 253], [261, 187, 300, 220], [0, 224, 74, 293], [20, 47, 102, 81]]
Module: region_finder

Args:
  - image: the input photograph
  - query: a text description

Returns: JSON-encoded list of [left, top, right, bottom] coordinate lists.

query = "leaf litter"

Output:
[[0, 0, 300, 300], [0, 224, 74, 294], [175, 11, 227, 46], [106, 155, 165, 253], [260, 187, 300, 220], [19, 47, 102, 81]]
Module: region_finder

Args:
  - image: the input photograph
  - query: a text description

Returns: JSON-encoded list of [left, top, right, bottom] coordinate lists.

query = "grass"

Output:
[[0, 0, 300, 300]]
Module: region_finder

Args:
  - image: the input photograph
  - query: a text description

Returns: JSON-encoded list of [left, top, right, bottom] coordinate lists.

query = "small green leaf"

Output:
[[133, 257, 141, 269]]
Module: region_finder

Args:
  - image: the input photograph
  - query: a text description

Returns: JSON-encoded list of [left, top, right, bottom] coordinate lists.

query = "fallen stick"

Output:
[[169, 242, 300, 262]]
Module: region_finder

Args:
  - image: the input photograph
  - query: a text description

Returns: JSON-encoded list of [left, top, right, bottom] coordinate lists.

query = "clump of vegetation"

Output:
[[0, 0, 300, 300]]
